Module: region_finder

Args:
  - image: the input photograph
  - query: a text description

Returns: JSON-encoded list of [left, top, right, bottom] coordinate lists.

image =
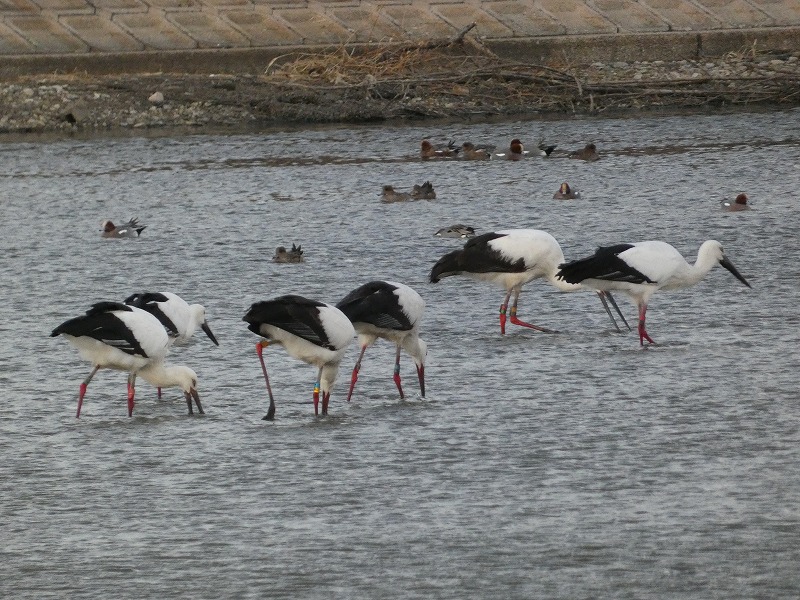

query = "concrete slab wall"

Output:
[[1, 0, 799, 75]]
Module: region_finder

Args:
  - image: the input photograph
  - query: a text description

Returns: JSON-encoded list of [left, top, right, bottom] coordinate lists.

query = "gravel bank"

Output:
[[1, 46, 798, 136]]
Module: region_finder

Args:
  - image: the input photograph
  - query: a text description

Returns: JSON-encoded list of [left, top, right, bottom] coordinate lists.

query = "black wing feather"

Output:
[[243, 295, 334, 349], [430, 232, 526, 282], [51, 303, 147, 357], [557, 244, 654, 284], [124, 292, 179, 335], [336, 281, 413, 331], [124, 292, 170, 306]]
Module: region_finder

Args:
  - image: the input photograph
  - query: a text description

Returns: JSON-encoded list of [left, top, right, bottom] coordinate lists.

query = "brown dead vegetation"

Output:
[[256, 33, 800, 119], [1, 31, 798, 134]]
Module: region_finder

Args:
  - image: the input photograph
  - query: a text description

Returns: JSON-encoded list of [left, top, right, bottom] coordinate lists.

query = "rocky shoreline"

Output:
[[1, 45, 798, 136]]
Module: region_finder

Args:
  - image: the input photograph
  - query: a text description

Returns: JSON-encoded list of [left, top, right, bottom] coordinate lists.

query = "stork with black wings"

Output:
[[51, 302, 202, 417], [336, 281, 426, 402], [243, 295, 355, 420]]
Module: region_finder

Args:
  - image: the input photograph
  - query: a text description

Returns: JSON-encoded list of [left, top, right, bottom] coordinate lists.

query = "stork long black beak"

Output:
[[184, 388, 204, 415], [202, 321, 219, 345], [191, 388, 204, 414], [256, 340, 276, 421], [720, 256, 751, 288], [597, 291, 632, 332]]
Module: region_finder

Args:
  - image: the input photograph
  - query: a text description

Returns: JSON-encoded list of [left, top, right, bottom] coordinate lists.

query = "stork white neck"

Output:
[[188, 304, 206, 333], [662, 240, 725, 290], [319, 364, 340, 394], [139, 363, 197, 393], [401, 336, 427, 368]]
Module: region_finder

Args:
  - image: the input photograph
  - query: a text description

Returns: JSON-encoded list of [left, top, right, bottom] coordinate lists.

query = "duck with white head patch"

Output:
[[100, 218, 146, 238]]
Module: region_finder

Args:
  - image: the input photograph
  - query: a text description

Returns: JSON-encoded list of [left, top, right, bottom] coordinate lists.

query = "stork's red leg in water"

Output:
[[51, 302, 203, 417], [430, 229, 629, 335], [557, 240, 751, 345], [243, 295, 354, 420], [337, 281, 426, 401]]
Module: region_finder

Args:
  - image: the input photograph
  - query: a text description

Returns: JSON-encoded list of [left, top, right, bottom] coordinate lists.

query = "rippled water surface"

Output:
[[2, 110, 799, 599]]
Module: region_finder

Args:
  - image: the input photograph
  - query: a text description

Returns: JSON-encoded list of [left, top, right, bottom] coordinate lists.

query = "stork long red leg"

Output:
[[347, 345, 367, 401], [393, 345, 404, 399], [508, 291, 557, 333], [313, 368, 322, 416], [76, 365, 100, 418], [638, 304, 655, 345], [499, 290, 514, 334], [127, 372, 136, 417]]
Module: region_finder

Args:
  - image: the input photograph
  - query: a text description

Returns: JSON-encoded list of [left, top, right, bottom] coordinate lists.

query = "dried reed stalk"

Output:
[[261, 38, 800, 113]]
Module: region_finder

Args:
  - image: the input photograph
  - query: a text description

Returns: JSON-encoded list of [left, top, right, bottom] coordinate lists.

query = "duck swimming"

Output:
[[100, 218, 146, 238], [553, 182, 580, 200], [420, 139, 459, 159], [273, 244, 304, 263], [411, 181, 436, 199], [538, 141, 557, 157], [381, 185, 412, 203], [569, 143, 599, 161], [382, 182, 436, 203], [460, 142, 494, 160], [721, 193, 750, 212], [502, 138, 526, 161], [435, 225, 476, 238]]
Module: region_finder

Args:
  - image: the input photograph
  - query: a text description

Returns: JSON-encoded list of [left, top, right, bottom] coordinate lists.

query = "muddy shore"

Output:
[[1, 43, 798, 136]]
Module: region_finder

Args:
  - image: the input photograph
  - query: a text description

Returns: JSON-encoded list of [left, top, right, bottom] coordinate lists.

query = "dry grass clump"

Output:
[[260, 35, 800, 115], [260, 36, 580, 115], [264, 42, 501, 88]]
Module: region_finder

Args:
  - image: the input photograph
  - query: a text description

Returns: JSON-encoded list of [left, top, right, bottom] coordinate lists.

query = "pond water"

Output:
[[1, 109, 799, 599]]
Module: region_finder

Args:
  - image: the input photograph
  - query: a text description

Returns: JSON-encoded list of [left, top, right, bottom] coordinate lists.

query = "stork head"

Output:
[[701, 241, 751, 288], [320, 363, 341, 394], [191, 303, 219, 345]]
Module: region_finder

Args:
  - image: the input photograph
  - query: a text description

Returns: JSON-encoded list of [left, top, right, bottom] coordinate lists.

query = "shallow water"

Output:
[[1, 109, 799, 599]]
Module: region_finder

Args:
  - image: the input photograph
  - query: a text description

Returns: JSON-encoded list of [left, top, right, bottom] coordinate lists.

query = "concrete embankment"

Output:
[[2, 1, 799, 134], [1, 0, 799, 77]]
